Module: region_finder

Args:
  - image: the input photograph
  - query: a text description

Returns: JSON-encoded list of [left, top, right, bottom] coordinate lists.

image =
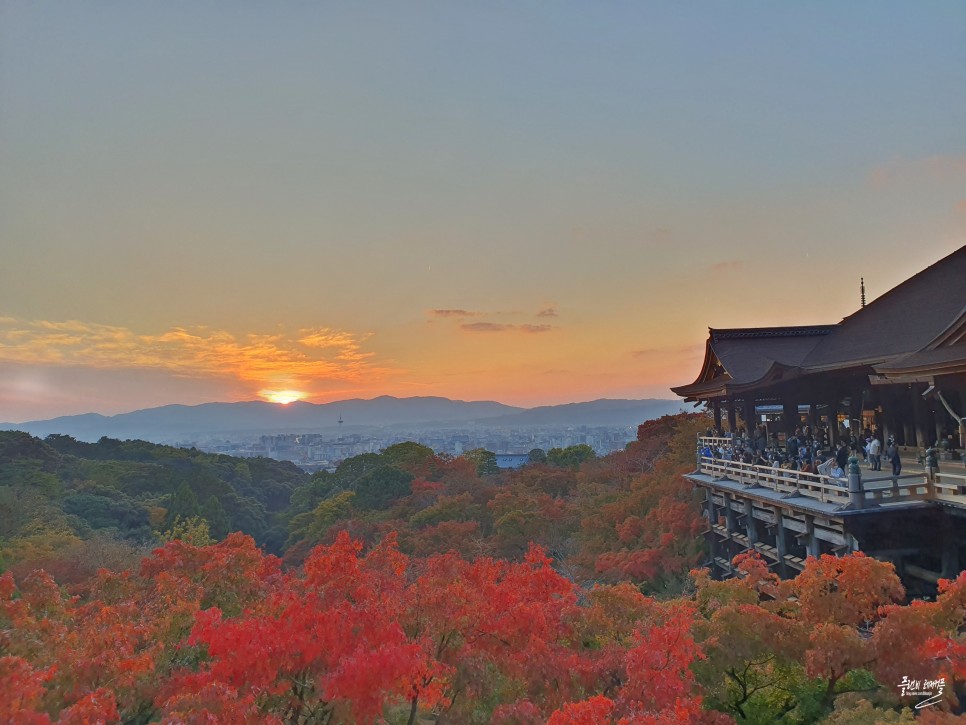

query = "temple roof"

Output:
[[874, 342, 966, 376], [671, 326, 834, 400], [672, 245, 966, 401], [800, 246, 966, 371]]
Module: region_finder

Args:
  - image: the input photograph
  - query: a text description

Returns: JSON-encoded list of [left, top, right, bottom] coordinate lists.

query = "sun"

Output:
[[259, 389, 307, 405]]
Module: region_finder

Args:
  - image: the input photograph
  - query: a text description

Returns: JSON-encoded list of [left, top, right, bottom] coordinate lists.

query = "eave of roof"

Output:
[[874, 342, 966, 376], [801, 245, 966, 370]]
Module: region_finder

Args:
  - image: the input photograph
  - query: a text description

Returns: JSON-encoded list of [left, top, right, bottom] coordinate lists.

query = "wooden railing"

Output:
[[695, 437, 966, 510], [698, 455, 850, 504]]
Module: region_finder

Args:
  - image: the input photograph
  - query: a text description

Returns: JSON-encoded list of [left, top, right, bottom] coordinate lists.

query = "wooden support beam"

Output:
[[941, 514, 961, 579], [805, 514, 820, 558], [744, 499, 756, 544], [773, 506, 788, 578]]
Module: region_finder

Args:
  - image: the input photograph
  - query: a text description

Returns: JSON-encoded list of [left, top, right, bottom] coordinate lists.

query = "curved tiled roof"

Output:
[[800, 246, 966, 370], [671, 326, 833, 398], [672, 245, 966, 400]]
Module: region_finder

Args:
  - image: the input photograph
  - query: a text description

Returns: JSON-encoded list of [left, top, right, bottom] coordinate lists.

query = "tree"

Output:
[[547, 444, 596, 469], [381, 442, 436, 473], [164, 482, 200, 529], [353, 466, 414, 510], [464, 448, 499, 476], [200, 496, 230, 540]]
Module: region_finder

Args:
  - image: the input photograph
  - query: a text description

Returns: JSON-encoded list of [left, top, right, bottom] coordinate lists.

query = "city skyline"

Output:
[[2, 3, 964, 421]]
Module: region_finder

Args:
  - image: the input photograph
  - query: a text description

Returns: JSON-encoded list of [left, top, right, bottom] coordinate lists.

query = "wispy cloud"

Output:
[[460, 322, 511, 333], [535, 306, 558, 318], [709, 260, 743, 273], [868, 154, 966, 187], [429, 309, 480, 318], [460, 322, 554, 334], [0, 317, 394, 397]]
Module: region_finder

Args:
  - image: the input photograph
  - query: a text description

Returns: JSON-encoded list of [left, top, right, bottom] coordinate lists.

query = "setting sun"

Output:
[[259, 389, 307, 405]]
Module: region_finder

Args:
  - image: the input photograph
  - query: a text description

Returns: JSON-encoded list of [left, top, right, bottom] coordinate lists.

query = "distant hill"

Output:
[[1, 396, 685, 443], [489, 398, 688, 427]]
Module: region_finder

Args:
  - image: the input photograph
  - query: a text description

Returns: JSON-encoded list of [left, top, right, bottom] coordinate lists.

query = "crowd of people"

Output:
[[700, 424, 905, 485]]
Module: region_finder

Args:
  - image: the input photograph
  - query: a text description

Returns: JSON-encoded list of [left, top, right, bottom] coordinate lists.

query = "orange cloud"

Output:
[[429, 309, 480, 317], [0, 317, 395, 398], [868, 154, 966, 187], [709, 260, 743, 272], [461, 322, 511, 332], [536, 306, 558, 318], [460, 322, 554, 334]]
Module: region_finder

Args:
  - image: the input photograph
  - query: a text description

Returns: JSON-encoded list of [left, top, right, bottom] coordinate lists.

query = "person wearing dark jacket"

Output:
[[886, 439, 901, 476], [836, 443, 849, 470]]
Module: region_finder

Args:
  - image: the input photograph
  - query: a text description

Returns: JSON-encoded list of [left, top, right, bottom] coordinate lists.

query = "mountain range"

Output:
[[1, 396, 687, 443]]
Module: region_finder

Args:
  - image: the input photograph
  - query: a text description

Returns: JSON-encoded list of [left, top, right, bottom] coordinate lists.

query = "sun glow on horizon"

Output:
[[259, 389, 308, 405]]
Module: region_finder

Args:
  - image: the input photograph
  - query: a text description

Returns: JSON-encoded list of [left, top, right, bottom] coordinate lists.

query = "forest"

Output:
[[1, 415, 964, 723]]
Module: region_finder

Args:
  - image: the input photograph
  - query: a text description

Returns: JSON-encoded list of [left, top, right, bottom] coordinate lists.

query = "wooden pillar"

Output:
[[849, 391, 863, 434], [900, 391, 914, 447], [742, 400, 756, 432], [723, 492, 736, 531], [912, 388, 928, 448], [712, 401, 722, 431], [808, 403, 817, 429], [726, 401, 738, 434], [941, 514, 960, 579], [707, 491, 718, 561], [804, 515, 820, 558], [773, 506, 788, 577], [934, 405, 945, 447], [744, 499, 756, 544], [783, 399, 798, 435], [827, 400, 840, 446], [880, 389, 893, 445]]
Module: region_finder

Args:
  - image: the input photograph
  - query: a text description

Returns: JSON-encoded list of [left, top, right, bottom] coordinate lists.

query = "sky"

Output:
[[1, 2, 965, 422]]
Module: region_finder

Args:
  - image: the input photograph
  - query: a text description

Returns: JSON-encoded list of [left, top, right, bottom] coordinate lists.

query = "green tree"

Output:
[[159, 515, 213, 546], [164, 482, 200, 528], [464, 448, 499, 476], [380, 442, 435, 471], [527, 448, 547, 464], [547, 444, 596, 469], [287, 490, 356, 547], [201, 495, 230, 539], [353, 466, 414, 510]]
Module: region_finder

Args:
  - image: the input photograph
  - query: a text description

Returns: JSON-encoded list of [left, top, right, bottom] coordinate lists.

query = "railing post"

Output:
[[848, 454, 864, 510]]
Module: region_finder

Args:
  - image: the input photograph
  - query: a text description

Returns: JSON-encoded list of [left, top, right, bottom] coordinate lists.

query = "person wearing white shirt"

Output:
[[868, 437, 882, 471]]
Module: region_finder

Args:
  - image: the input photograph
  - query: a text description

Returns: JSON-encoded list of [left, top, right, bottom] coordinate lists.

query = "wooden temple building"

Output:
[[672, 245, 966, 593]]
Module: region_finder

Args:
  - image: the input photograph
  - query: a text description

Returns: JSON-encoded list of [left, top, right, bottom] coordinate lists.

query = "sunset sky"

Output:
[[1, 3, 964, 422]]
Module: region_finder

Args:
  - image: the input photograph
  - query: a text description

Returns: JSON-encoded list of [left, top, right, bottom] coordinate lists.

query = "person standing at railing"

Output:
[[886, 438, 902, 476], [830, 462, 845, 481], [836, 443, 849, 471], [817, 455, 834, 478], [924, 445, 940, 484], [868, 436, 882, 471]]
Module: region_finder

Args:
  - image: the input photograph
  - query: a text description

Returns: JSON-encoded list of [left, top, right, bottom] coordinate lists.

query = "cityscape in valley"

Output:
[[3, 3, 965, 723], [3, 396, 687, 471]]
